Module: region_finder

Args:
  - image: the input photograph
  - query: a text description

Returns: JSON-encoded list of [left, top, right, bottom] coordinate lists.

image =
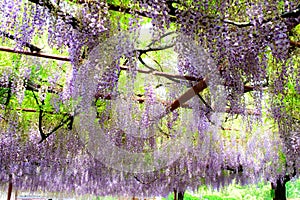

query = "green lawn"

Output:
[[163, 178, 300, 200]]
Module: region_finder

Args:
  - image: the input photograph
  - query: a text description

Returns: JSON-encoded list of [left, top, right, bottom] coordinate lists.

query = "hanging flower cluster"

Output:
[[0, 0, 299, 198]]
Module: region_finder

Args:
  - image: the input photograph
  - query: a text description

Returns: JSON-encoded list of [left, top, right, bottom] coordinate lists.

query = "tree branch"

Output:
[[0, 31, 42, 52], [0, 45, 267, 116], [15, 107, 57, 114], [4, 81, 12, 106], [32, 91, 47, 141], [30, 0, 300, 36], [30, 90, 73, 143], [167, 78, 208, 113], [137, 57, 180, 83], [137, 56, 156, 71], [222, 164, 243, 173], [290, 40, 300, 48], [106, 2, 299, 29], [281, 5, 300, 18], [223, 5, 300, 28], [0, 46, 70, 61], [39, 114, 73, 143], [28, 0, 80, 29], [222, 19, 255, 28], [134, 175, 158, 185], [136, 43, 175, 55], [0, 46, 199, 81], [146, 31, 176, 48]]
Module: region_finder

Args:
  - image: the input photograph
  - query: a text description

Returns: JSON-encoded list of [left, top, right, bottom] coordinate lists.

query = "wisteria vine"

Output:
[[0, 0, 299, 199]]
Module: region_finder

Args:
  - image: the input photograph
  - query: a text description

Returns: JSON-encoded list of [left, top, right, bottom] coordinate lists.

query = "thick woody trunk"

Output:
[[272, 178, 287, 200], [7, 174, 12, 200], [178, 191, 184, 200], [174, 189, 185, 200], [174, 189, 177, 200]]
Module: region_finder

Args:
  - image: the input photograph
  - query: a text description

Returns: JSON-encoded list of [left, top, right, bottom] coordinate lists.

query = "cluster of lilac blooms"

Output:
[[0, 0, 299, 198]]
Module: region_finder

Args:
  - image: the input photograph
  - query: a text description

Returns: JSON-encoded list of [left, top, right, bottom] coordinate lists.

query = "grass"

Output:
[[163, 178, 300, 200]]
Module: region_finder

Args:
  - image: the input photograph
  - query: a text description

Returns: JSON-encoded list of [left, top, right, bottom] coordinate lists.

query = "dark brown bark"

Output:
[[290, 40, 300, 48], [178, 191, 184, 200], [173, 189, 185, 200], [7, 174, 12, 200], [0, 46, 70, 61], [272, 165, 296, 200], [167, 78, 207, 113], [271, 178, 287, 200], [174, 189, 177, 200]]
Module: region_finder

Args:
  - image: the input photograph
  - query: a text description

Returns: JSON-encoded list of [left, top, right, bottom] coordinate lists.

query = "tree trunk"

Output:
[[174, 189, 177, 200], [7, 174, 12, 200], [174, 189, 184, 200], [178, 191, 184, 200], [271, 178, 287, 200]]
